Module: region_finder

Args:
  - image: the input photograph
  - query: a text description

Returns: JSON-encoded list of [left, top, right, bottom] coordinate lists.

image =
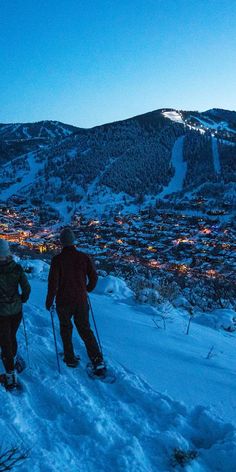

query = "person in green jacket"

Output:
[[0, 239, 31, 389]]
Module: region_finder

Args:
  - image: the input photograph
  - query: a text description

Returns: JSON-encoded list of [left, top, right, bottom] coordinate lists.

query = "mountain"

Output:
[[0, 108, 235, 220], [0, 120, 80, 164], [0, 120, 80, 141]]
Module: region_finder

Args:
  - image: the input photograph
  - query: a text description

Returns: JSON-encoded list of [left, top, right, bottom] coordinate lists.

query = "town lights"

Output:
[[147, 246, 157, 252], [148, 260, 161, 268], [222, 243, 230, 249], [178, 264, 189, 273], [205, 269, 218, 278], [173, 238, 194, 245], [39, 245, 47, 253], [88, 220, 100, 226]]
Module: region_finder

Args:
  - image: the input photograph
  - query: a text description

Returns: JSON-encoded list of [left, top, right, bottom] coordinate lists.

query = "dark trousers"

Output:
[[0, 313, 22, 372], [57, 303, 101, 362]]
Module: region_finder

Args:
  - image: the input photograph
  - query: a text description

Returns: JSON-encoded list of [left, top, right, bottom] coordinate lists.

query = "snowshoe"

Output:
[[63, 355, 81, 368], [0, 372, 22, 392], [86, 362, 116, 384], [91, 355, 107, 377]]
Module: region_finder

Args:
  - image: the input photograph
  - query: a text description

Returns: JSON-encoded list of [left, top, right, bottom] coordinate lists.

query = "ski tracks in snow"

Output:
[[1, 302, 236, 471], [0, 152, 44, 201], [211, 137, 221, 174], [159, 135, 186, 198]]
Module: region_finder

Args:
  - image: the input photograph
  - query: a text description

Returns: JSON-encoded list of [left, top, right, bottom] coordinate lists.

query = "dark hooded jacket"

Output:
[[46, 246, 98, 309], [0, 258, 31, 317]]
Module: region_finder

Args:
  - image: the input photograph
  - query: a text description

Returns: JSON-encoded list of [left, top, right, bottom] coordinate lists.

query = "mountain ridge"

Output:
[[0, 107, 235, 221], [1, 106, 235, 130]]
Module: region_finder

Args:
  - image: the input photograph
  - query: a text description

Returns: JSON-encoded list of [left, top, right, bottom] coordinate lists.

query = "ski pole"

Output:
[[88, 296, 103, 357], [50, 305, 61, 375], [22, 313, 30, 369]]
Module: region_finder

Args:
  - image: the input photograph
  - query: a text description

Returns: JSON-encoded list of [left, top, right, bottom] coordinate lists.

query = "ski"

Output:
[[86, 363, 116, 384]]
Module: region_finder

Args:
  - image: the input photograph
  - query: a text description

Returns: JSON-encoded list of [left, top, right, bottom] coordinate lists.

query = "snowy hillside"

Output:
[[0, 107, 235, 222], [0, 120, 79, 141], [1, 261, 236, 471], [0, 120, 80, 167]]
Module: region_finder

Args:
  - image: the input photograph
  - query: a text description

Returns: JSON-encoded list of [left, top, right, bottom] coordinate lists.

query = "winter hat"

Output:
[[60, 228, 76, 247], [0, 239, 11, 257]]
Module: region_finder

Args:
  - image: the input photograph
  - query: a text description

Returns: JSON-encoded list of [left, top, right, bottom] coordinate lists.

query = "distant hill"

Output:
[[0, 120, 80, 163], [0, 108, 235, 219], [0, 119, 80, 140]]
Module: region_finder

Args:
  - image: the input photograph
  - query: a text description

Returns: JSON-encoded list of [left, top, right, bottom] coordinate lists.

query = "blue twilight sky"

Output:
[[0, 0, 235, 128]]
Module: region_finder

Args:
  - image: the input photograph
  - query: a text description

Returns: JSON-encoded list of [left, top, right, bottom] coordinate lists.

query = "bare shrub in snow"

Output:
[[186, 307, 195, 335], [158, 278, 180, 303], [0, 445, 29, 471], [209, 277, 236, 311], [132, 274, 179, 308], [184, 277, 236, 313], [137, 287, 161, 305], [171, 447, 198, 468], [152, 302, 174, 330], [206, 345, 215, 360]]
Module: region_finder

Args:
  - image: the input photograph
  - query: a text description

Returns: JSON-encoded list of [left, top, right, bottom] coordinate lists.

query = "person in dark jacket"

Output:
[[46, 227, 105, 375], [0, 239, 31, 389]]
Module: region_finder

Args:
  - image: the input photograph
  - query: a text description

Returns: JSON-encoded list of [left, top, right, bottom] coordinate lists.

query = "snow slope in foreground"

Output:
[[1, 268, 236, 471]]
